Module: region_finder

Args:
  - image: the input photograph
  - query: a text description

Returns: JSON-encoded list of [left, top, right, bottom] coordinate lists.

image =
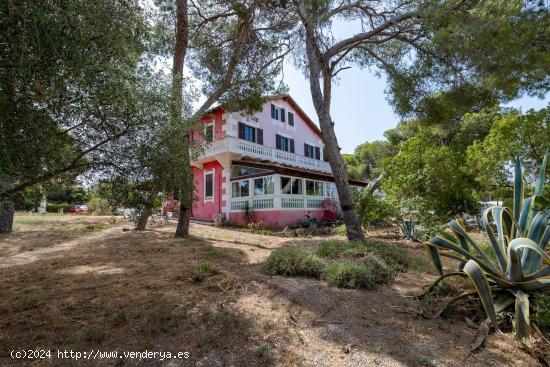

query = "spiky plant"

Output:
[[425, 154, 550, 339]]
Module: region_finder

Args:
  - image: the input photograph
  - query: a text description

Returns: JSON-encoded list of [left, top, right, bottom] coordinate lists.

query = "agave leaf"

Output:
[[430, 236, 499, 276], [509, 238, 550, 276], [518, 196, 533, 235], [450, 219, 496, 268], [521, 212, 550, 272], [506, 239, 524, 282], [425, 243, 443, 276], [494, 292, 515, 313], [513, 156, 524, 232], [463, 260, 498, 328], [513, 276, 550, 292], [523, 266, 550, 281], [482, 208, 509, 272], [535, 152, 548, 196], [513, 290, 530, 339]]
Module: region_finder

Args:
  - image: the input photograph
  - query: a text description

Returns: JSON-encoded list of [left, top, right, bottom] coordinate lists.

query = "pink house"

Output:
[[189, 95, 366, 227]]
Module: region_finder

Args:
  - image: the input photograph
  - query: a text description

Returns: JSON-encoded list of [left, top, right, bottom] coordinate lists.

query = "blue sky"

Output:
[[282, 62, 550, 154]]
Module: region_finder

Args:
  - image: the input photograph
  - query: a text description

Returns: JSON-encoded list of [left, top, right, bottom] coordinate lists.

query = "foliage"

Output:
[[353, 189, 396, 227], [425, 156, 550, 339], [263, 246, 325, 278], [382, 131, 480, 221], [46, 185, 89, 204], [467, 105, 550, 198], [343, 141, 397, 181], [321, 259, 390, 289], [385, 0, 550, 118], [0, 0, 150, 200], [45, 203, 73, 213], [532, 293, 550, 330]]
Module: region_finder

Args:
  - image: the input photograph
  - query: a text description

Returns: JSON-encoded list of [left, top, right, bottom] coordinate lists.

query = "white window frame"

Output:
[[204, 122, 214, 142], [305, 179, 324, 197], [272, 104, 284, 125], [204, 170, 214, 202], [231, 179, 250, 198], [254, 175, 274, 196], [280, 176, 303, 195]]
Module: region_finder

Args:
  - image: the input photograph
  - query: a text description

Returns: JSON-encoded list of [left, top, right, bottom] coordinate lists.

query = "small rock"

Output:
[[122, 228, 130, 232]]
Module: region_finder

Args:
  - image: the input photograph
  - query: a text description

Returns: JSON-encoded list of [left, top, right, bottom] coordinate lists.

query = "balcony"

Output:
[[193, 136, 332, 174]]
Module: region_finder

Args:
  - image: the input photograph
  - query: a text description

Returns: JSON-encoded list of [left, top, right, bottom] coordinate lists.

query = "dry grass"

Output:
[[0, 215, 543, 366]]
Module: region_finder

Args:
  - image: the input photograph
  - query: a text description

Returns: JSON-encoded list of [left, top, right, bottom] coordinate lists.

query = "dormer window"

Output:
[[271, 104, 286, 123]]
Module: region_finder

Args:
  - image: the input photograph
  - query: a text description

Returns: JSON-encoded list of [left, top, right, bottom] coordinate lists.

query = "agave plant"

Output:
[[425, 155, 550, 339]]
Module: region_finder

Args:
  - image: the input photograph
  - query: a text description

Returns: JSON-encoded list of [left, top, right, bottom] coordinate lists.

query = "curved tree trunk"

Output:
[[303, 26, 366, 243], [0, 200, 15, 234], [175, 200, 192, 237]]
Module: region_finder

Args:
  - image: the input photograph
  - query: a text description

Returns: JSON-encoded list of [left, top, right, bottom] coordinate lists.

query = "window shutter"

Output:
[[238, 122, 245, 139], [271, 104, 275, 119], [288, 112, 294, 126], [290, 139, 295, 153], [281, 108, 286, 122], [275, 134, 280, 150], [304, 143, 308, 156], [315, 147, 321, 160], [256, 128, 263, 145]]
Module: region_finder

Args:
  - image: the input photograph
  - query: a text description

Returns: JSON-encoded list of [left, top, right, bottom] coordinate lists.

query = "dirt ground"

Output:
[[0, 214, 543, 366]]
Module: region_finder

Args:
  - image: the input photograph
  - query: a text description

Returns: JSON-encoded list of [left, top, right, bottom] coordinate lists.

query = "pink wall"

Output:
[[228, 209, 328, 228], [192, 109, 227, 143], [227, 98, 324, 159], [191, 160, 225, 221]]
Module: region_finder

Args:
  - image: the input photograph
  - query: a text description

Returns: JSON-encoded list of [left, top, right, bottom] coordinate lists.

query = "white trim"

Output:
[[204, 170, 215, 203], [204, 121, 214, 142]]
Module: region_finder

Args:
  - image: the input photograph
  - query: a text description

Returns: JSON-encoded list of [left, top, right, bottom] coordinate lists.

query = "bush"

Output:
[[317, 240, 347, 258], [263, 246, 325, 277], [334, 224, 347, 236], [533, 293, 550, 329], [321, 258, 391, 289]]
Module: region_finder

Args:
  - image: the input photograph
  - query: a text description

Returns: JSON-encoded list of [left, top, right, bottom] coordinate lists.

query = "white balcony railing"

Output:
[[194, 136, 332, 174]]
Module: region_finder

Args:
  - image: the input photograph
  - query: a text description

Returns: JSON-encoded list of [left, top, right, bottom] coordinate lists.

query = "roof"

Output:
[[233, 158, 369, 187], [203, 94, 323, 138]]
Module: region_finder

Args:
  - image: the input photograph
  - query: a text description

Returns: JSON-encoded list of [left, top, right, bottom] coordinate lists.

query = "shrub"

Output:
[[426, 155, 550, 339], [317, 240, 347, 258], [532, 294, 550, 329], [334, 224, 347, 236], [263, 246, 324, 277], [321, 258, 391, 289]]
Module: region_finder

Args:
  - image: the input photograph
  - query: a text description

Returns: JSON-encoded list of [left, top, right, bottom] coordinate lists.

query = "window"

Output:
[[276, 134, 294, 153], [305, 180, 323, 196], [231, 180, 249, 198], [288, 112, 294, 126], [254, 176, 274, 196], [238, 122, 263, 144], [270, 104, 286, 122], [204, 172, 214, 200], [281, 177, 302, 195], [204, 124, 213, 142], [304, 144, 314, 158], [326, 183, 337, 199], [230, 165, 271, 178], [304, 144, 321, 159]]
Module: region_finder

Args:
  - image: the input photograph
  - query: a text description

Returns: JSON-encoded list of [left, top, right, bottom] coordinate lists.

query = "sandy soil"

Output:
[[0, 214, 543, 366]]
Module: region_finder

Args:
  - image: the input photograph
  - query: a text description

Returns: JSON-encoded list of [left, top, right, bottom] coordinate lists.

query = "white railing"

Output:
[[195, 137, 332, 173], [229, 195, 335, 212]]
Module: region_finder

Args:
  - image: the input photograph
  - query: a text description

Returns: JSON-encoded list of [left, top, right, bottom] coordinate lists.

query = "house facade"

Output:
[[188, 95, 366, 227]]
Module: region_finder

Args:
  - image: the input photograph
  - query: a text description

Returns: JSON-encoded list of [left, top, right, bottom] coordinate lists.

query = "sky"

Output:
[[282, 61, 550, 154]]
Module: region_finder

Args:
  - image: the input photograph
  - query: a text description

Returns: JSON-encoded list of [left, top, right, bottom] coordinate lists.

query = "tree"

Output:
[[156, 0, 294, 237], [291, 0, 426, 241], [0, 0, 150, 232], [466, 105, 550, 200], [343, 140, 397, 181]]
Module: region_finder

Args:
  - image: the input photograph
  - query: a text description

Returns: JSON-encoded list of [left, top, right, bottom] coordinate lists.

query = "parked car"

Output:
[[69, 204, 88, 214]]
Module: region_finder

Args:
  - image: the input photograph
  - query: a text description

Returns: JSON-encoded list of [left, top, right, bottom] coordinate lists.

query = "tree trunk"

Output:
[[175, 200, 192, 237], [0, 200, 15, 234], [303, 27, 366, 243], [136, 204, 153, 231], [318, 111, 366, 242], [171, 0, 191, 237]]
